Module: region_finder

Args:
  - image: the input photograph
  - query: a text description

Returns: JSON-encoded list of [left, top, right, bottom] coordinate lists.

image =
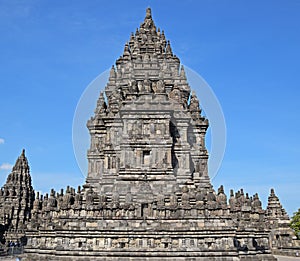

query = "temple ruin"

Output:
[[0, 8, 299, 261]]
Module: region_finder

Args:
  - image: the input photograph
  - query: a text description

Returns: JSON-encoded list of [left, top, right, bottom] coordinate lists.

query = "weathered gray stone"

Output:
[[0, 7, 299, 261]]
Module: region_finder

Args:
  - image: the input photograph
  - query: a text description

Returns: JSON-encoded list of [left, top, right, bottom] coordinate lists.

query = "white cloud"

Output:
[[0, 163, 13, 170], [0, 138, 4, 144]]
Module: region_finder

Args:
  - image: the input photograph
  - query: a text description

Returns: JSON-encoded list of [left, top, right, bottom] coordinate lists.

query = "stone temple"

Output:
[[0, 8, 299, 261]]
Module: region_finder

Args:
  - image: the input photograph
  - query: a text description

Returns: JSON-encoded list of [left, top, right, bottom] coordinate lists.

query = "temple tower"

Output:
[[86, 7, 210, 196], [0, 150, 34, 244], [265, 189, 298, 253]]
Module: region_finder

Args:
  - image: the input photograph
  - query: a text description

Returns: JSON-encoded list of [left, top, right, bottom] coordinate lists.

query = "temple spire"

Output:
[[1, 148, 34, 238], [266, 188, 289, 220], [12, 148, 29, 172]]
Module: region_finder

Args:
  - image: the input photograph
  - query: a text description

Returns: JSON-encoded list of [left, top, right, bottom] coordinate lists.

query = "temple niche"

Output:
[[0, 7, 299, 261]]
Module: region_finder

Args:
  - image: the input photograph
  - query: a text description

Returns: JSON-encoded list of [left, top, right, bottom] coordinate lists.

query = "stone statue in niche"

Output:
[[137, 81, 144, 92], [128, 80, 138, 93], [137, 120, 143, 136], [150, 120, 155, 135], [151, 81, 157, 93], [156, 79, 165, 93], [189, 91, 200, 112], [143, 73, 152, 93], [162, 123, 166, 135], [169, 194, 178, 210]]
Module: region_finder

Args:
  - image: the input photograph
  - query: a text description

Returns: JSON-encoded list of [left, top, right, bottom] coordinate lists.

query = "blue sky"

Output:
[[0, 0, 299, 215]]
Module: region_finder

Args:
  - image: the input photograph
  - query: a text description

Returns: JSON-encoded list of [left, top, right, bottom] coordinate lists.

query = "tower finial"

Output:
[[180, 65, 187, 79], [140, 7, 155, 31], [146, 7, 152, 19], [270, 188, 275, 195], [166, 40, 173, 56]]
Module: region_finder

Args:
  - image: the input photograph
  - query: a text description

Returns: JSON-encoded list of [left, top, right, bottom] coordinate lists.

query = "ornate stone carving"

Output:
[[0, 8, 296, 261]]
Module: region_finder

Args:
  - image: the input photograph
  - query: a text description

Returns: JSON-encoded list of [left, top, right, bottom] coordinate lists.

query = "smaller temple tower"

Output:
[[265, 188, 300, 255], [0, 150, 35, 245]]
